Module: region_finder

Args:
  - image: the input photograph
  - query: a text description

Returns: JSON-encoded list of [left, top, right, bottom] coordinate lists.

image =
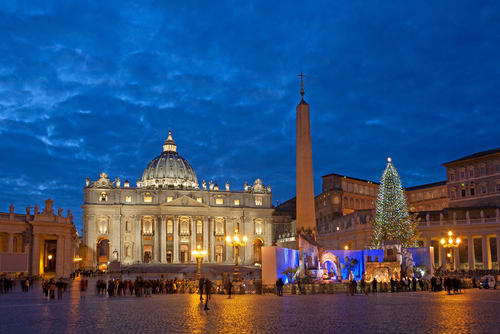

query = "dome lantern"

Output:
[[163, 130, 177, 152]]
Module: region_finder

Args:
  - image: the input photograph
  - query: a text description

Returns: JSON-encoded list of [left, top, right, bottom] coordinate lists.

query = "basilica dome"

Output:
[[141, 131, 198, 189]]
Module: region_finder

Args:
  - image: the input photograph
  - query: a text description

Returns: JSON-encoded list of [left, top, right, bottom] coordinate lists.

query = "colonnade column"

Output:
[[439, 244, 446, 268], [7, 233, 13, 253], [160, 216, 166, 263], [496, 234, 500, 270], [31, 234, 40, 276], [467, 236, 474, 270], [135, 216, 142, 263], [173, 217, 179, 263], [482, 235, 491, 269], [225, 218, 233, 263], [202, 216, 208, 262], [56, 235, 64, 277], [153, 217, 159, 262], [453, 242, 460, 270]]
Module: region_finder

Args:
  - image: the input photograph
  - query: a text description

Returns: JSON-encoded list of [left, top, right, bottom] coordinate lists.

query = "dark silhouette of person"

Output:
[[227, 280, 233, 299], [276, 278, 284, 296], [204, 279, 212, 310], [412, 277, 417, 292], [198, 277, 204, 301], [372, 278, 377, 293]]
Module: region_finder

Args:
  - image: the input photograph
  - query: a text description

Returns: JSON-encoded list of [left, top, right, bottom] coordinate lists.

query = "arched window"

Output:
[[143, 192, 153, 203], [98, 219, 108, 234]]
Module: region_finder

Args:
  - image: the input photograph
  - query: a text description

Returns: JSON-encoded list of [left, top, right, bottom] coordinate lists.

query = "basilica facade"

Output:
[[81, 131, 273, 270]]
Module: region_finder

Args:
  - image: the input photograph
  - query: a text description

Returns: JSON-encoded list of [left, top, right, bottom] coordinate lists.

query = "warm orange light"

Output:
[[448, 231, 453, 237], [344, 245, 349, 250], [73, 257, 82, 262], [48, 254, 53, 260], [448, 238, 453, 244], [440, 238, 445, 245], [226, 236, 231, 243], [456, 238, 461, 244], [447, 253, 451, 258]]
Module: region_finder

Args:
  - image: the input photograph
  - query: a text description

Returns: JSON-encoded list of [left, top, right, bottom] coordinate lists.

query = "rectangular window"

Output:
[[215, 198, 223, 205], [469, 170, 474, 177], [125, 196, 132, 203], [196, 197, 203, 203], [234, 199, 240, 206], [196, 220, 202, 234], [460, 171, 465, 179], [481, 186, 487, 194], [144, 194, 152, 203], [461, 189, 466, 197], [166, 196, 173, 202], [255, 196, 263, 206], [450, 174, 455, 181], [480, 167, 486, 175], [470, 188, 475, 196], [496, 183, 500, 192]]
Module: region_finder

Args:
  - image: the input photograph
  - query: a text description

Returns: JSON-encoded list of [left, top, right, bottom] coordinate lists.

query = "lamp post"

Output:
[[440, 230, 461, 271], [191, 245, 207, 279], [226, 232, 248, 279]]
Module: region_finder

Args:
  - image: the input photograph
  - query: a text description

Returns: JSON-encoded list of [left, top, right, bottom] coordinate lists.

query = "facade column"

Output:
[[482, 235, 490, 269], [209, 217, 215, 263], [64, 233, 73, 276], [202, 216, 209, 262], [160, 216, 166, 263], [225, 217, 233, 263], [496, 234, 500, 270], [467, 236, 474, 270], [135, 216, 142, 263], [110, 215, 121, 262], [173, 217, 179, 263], [425, 235, 432, 248], [56, 235, 64, 277], [31, 234, 40, 276], [191, 218, 196, 263], [7, 233, 13, 253]]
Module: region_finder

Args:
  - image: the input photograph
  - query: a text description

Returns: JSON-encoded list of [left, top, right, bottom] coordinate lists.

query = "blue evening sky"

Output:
[[1, 1, 499, 231]]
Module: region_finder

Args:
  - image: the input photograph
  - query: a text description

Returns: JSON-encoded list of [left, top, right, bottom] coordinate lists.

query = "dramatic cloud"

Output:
[[0, 1, 499, 232]]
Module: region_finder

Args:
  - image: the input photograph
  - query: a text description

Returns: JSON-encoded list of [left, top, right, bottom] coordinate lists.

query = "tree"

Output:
[[371, 157, 418, 248]]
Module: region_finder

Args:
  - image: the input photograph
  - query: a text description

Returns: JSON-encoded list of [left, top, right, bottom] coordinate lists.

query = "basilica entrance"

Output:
[[43, 240, 57, 273], [254, 238, 263, 264], [143, 245, 152, 263], [180, 245, 189, 263]]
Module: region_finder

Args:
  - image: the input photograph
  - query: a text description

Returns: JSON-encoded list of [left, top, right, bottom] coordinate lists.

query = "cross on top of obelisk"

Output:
[[298, 72, 305, 100]]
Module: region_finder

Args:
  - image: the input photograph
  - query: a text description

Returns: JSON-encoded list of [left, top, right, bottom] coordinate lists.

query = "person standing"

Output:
[[198, 277, 205, 301], [372, 278, 377, 293], [360, 277, 368, 295], [227, 280, 233, 299], [204, 279, 212, 310]]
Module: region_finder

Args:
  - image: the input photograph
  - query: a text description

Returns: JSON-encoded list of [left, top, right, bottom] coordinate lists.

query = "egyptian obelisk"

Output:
[[296, 73, 316, 232]]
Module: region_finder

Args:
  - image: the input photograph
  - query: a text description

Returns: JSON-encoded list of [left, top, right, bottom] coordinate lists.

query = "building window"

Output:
[[166, 196, 173, 202], [480, 167, 486, 175], [215, 218, 224, 235], [166, 251, 172, 263], [255, 219, 263, 235], [255, 196, 263, 206], [450, 173, 455, 181], [196, 197, 203, 203], [167, 220, 173, 234], [234, 199, 240, 206], [496, 183, 500, 192], [469, 169, 474, 177], [144, 193, 153, 203], [100, 192, 107, 202], [460, 171, 465, 179], [461, 189, 466, 197], [180, 245, 189, 263], [143, 219, 153, 235], [481, 184, 487, 194], [470, 187, 475, 196], [215, 198, 223, 205], [180, 219, 190, 235], [496, 165, 500, 172], [125, 196, 131, 203], [196, 220, 202, 234]]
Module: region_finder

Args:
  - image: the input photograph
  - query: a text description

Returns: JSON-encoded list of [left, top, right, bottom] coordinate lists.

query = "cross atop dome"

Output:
[[163, 129, 177, 152]]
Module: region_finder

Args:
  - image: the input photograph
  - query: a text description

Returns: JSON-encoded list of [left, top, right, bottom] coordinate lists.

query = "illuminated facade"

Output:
[[0, 199, 78, 277], [81, 131, 273, 269]]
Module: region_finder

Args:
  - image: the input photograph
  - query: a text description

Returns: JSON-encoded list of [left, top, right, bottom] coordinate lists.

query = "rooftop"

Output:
[[405, 181, 447, 191], [443, 147, 500, 166], [322, 173, 379, 185]]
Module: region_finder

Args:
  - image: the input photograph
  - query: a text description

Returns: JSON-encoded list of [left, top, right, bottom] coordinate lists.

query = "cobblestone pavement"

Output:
[[0, 279, 499, 334]]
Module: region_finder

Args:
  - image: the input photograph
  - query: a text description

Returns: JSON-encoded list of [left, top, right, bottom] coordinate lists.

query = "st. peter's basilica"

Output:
[[81, 131, 273, 269]]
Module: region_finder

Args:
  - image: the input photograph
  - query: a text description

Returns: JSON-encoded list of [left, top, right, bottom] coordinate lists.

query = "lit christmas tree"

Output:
[[371, 157, 418, 248]]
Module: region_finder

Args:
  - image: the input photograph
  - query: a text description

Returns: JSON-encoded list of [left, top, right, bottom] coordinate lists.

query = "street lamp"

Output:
[[440, 230, 461, 271], [344, 245, 349, 251], [226, 232, 248, 279], [191, 245, 207, 279]]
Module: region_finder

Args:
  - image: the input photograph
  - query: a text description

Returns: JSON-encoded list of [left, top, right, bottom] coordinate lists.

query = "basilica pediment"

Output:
[[163, 195, 208, 208]]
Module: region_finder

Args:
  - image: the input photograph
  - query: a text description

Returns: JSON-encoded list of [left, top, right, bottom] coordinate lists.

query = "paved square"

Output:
[[0, 279, 499, 333]]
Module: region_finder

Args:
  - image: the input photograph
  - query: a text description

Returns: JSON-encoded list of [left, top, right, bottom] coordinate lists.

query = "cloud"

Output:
[[0, 1, 499, 231]]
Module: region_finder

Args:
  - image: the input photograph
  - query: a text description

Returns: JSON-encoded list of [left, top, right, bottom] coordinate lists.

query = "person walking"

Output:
[[204, 279, 212, 310], [276, 278, 284, 296], [198, 277, 205, 301], [56, 279, 64, 300], [227, 280, 233, 299], [360, 277, 368, 295]]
